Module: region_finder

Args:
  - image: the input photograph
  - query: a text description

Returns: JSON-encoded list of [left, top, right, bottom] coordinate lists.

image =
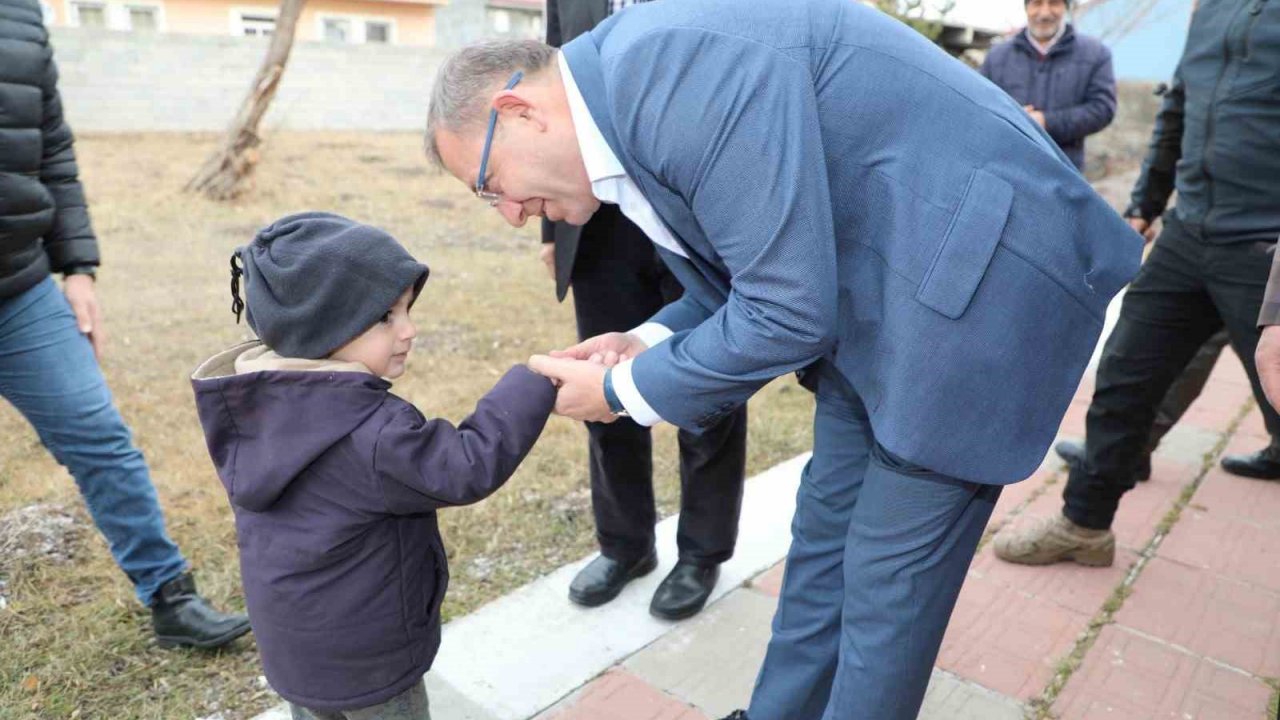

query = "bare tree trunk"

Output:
[[186, 0, 306, 200]]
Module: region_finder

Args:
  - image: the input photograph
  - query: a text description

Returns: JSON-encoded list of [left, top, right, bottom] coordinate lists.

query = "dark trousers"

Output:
[[569, 205, 748, 565], [1144, 328, 1231, 451], [1064, 215, 1280, 529]]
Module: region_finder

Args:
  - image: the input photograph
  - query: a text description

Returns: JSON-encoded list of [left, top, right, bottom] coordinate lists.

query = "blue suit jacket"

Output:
[[563, 0, 1142, 484]]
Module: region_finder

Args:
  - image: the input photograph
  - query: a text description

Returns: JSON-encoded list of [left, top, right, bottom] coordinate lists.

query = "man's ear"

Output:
[[493, 90, 547, 131]]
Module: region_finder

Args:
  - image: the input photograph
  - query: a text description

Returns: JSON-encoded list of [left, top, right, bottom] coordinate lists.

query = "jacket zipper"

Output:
[[1243, 0, 1267, 61], [1202, 1, 1251, 226]]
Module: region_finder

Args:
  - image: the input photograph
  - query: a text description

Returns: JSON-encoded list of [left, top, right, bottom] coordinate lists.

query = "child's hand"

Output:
[[527, 355, 615, 423]]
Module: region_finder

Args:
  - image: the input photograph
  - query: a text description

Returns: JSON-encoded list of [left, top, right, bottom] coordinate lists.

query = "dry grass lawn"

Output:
[[0, 132, 815, 719]]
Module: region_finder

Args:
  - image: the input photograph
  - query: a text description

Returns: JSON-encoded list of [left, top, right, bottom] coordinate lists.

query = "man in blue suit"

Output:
[[426, 1, 1142, 717]]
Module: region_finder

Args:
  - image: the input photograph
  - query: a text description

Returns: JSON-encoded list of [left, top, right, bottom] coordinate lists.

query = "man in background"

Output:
[[541, 0, 748, 622], [981, 0, 1116, 172]]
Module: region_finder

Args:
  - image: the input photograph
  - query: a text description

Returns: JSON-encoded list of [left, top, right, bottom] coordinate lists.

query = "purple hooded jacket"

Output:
[[191, 342, 555, 710]]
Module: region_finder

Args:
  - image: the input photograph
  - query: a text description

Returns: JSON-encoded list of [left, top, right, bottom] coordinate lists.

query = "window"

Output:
[[71, 1, 107, 28], [365, 20, 390, 43], [488, 8, 510, 33], [323, 17, 352, 42], [39, 0, 55, 24], [239, 12, 275, 36], [127, 5, 157, 31]]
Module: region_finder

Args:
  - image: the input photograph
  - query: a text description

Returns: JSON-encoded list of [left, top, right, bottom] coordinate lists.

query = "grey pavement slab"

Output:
[[919, 669, 1027, 720], [624, 588, 778, 717], [1152, 423, 1225, 467]]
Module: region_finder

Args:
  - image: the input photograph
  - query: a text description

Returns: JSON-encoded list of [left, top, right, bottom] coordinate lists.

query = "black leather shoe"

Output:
[[719, 712, 748, 720], [1220, 443, 1280, 480], [151, 572, 251, 649], [650, 561, 719, 621], [1055, 440, 1151, 482], [568, 550, 658, 607]]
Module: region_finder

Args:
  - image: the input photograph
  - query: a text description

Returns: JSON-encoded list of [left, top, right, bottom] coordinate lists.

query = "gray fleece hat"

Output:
[[230, 212, 429, 359]]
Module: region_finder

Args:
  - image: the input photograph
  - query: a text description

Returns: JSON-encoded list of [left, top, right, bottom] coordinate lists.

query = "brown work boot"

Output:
[[992, 514, 1115, 567]]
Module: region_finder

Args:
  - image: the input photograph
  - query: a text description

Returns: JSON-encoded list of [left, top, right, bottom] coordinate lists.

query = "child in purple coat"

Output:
[[191, 212, 556, 719]]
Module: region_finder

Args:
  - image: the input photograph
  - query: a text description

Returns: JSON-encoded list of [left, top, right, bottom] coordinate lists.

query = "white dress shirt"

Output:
[[558, 51, 675, 426]]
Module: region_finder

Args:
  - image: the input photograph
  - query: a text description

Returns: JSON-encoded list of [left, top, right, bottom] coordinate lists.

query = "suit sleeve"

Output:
[[39, 44, 99, 272], [608, 30, 839, 430], [1042, 46, 1117, 145], [373, 366, 555, 513]]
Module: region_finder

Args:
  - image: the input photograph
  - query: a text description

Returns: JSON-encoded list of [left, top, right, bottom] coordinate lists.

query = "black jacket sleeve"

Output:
[[1127, 65, 1185, 221], [38, 47, 99, 272]]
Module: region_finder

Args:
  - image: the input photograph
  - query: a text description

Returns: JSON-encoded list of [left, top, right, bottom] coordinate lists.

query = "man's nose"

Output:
[[496, 199, 527, 227]]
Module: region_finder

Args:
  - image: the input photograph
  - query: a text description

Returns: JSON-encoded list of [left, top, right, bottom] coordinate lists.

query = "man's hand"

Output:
[[1257, 325, 1280, 413], [527, 355, 615, 423], [539, 243, 556, 281], [64, 274, 105, 359], [1127, 217, 1158, 244], [1024, 105, 1047, 128], [551, 332, 649, 364]]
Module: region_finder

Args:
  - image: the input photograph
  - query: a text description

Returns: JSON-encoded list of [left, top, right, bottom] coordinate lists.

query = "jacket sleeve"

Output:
[[610, 29, 839, 430], [1127, 63, 1185, 220], [373, 366, 556, 513], [38, 46, 99, 272], [1042, 46, 1117, 145]]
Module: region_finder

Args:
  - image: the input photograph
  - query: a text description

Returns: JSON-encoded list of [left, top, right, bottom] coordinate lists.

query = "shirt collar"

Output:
[[558, 51, 627, 186], [1025, 21, 1066, 56]]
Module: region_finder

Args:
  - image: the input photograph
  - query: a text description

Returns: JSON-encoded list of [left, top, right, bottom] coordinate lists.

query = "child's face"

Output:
[[330, 288, 417, 379]]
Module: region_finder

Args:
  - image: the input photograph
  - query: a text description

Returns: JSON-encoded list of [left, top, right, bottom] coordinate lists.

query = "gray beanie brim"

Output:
[[236, 212, 429, 359]]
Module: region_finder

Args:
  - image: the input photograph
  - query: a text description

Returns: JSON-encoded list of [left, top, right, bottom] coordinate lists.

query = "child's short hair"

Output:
[[230, 212, 429, 359]]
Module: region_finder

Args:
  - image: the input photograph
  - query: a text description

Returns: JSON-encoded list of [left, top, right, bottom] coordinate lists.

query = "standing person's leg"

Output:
[[1146, 329, 1230, 448], [567, 207, 670, 605], [653, 256, 749, 619], [0, 278, 186, 602], [1206, 240, 1280, 478], [748, 364, 871, 720], [996, 218, 1222, 565], [0, 277, 249, 647]]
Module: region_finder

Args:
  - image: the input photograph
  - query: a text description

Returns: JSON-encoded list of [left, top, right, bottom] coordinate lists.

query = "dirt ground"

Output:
[[0, 132, 816, 719]]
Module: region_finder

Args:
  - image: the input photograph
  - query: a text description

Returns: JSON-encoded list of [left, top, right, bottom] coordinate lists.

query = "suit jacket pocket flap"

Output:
[[916, 169, 1014, 319]]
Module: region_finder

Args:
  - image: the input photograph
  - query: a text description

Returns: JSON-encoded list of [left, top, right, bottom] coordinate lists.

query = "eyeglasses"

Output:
[[475, 70, 524, 206]]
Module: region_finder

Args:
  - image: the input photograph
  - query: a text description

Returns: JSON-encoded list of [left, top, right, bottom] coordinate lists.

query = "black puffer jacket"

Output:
[[0, 0, 98, 301], [1128, 0, 1280, 243]]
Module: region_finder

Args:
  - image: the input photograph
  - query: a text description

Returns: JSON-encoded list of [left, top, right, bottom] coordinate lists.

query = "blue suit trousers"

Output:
[[750, 363, 1000, 720]]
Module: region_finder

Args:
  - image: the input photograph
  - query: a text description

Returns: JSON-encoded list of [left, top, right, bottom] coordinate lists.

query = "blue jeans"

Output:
[[0, 278, 186, 605], [749, 363, 1000, 720]]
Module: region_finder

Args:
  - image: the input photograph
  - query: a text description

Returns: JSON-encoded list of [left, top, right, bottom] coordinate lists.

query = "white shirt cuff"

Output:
[[612, 358, 664, 427], [628, 322, 673, 350]]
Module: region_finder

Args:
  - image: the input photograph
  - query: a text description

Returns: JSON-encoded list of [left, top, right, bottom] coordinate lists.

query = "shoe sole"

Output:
[[156, 620, 252, 650], [1220, 464, 1280, 480], [569, 554, 659, 608], [995, 547, 1114, 567]]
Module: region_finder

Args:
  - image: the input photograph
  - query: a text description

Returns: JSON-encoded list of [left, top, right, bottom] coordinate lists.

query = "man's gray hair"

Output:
[[425, 40, 558, 171]]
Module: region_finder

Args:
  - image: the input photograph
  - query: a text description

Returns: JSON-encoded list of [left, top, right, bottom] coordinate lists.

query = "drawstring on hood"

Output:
[[230, 251, 245, 324]]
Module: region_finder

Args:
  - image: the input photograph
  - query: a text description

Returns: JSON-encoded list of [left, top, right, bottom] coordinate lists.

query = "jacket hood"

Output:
[[190, 341, 392, 512]]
